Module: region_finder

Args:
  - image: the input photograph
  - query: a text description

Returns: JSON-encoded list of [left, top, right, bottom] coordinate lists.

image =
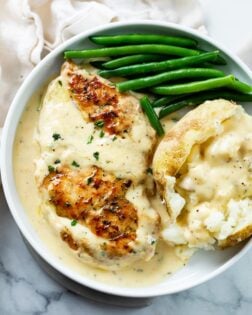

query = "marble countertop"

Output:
[[1, 1, 252, 314]]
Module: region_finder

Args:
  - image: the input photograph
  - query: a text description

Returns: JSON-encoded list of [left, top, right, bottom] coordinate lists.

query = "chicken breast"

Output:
[[35, 61, 160, 270], [153, 100, 252, 252]]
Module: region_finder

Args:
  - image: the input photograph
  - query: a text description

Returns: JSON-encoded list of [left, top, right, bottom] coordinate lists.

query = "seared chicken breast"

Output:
[[153, 100, 252, 252], [64, 62, 131, 136], [35, 61, 160, 270]]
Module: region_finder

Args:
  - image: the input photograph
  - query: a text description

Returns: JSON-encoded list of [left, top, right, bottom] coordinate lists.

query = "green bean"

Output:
[[102, 54, 167, 69], [155, 90, 252, 109], [152, 75, 240, 95], [90, 61, 106, 69], [90, 34, 198, 47], [98, 51, 221, 78], [154, 86, 252, 109], [152, 95, 186, 107], [159, 91, 252, 118], [64, 44, 200, 59], [159, 101, 191, 118], [198, 49, 226, 65], [140, 96, 164, 136], [152, 82, 250, 108], [211, 55, 226, 65], [116, 68, 225, 92], [231, 79, 252, 94]]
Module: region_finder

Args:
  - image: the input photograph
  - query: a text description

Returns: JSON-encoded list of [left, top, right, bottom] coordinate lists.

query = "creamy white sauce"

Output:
[[13, 88, 184, 288], [36, 75, 161, 269], [179, 112, 252, 208], [35, 77, 154, 184], [163, 105, 252, 249]]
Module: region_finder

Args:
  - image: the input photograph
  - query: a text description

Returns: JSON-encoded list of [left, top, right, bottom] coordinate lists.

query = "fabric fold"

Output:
[[0, 0, 207, 127]]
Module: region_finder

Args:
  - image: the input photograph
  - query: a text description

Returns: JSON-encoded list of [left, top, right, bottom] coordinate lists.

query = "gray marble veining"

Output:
[[0, 187, 251, 315]]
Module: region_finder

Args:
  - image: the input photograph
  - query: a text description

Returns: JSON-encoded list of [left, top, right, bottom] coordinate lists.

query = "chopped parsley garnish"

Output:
[[52, 133, 61, 141], [151, 240, 156, 245], [72, 160, 80, 167], [93, 151, 99, 161], [71, 219, 78, 226], [94, 120, 104, 128], [112, 136, 117, 141], [58, 80, 62, 86], [87, 134, 94, 144], [54, 159, 61, 164], [146, 167, 153, 175], [87, 177, 93, 185], [99, 130, 105, 138], [48, 165, 55, 173]]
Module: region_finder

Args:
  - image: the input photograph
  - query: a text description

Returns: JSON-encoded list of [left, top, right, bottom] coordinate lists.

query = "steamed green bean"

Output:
[[152, 75, 237, 95], [64, 44, 200, 59], [98, 51, 221, 78], [159, 91, 252, 118], [102, 54, 167, 69], [140, 96, 164, 136], [116, 68, 225, 92], [90, 34, 198, 47]]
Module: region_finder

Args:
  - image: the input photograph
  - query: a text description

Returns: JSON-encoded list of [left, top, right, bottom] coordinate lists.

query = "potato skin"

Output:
[[153, 100, 252, 249], [219, 225, 252, 248], [153, 99, 238, 182]]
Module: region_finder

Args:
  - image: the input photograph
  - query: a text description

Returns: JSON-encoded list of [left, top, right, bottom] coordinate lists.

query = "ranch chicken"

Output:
[[35, 61, 160, 270]]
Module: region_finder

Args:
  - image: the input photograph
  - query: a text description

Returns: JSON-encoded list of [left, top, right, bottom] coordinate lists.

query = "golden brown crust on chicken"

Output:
[[36, 62, 159, 269], [62, 61, 132, 135], [60, 229, 79, 251], [42, 165, 138, 257]]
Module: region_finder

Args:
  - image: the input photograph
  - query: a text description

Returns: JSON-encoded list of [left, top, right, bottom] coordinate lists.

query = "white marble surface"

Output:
[[1, 1, 252, 314]]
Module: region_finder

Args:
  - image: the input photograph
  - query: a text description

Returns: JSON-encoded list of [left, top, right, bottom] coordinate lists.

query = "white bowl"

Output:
[[1, 21, 252, 298]]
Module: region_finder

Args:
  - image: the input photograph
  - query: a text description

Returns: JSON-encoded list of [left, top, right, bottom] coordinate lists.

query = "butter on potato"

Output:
[[153, 100, 252, 251]]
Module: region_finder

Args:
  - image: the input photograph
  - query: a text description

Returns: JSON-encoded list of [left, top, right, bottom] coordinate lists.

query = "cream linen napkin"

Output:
[[0, 0, 204, 127]]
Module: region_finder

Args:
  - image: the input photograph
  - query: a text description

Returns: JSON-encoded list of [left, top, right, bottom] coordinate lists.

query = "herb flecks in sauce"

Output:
[[52, 133, 62, 141], [72, 160, 80, 167], [67, 73, 132, 136], [93, 151, 99, 161], [94, 120, 104, 128], [99, 130, 105, 138], [48, 165, 55, 173], [86, 177, 93, 185], [14, 75, 184, 288], [87, 135, 94, 144], [71, 219, 78, 226], [146, 167, 153, 175]]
